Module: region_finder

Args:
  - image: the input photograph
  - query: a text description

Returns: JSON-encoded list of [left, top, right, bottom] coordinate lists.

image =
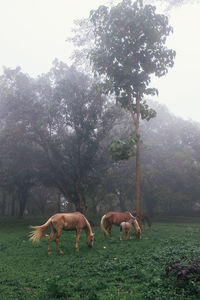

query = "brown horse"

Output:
[[29, 212, 94, 254], [101, 211, 141, 239]]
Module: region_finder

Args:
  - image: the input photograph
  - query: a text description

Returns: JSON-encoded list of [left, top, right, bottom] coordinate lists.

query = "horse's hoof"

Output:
[[59, 251, 64, 255]]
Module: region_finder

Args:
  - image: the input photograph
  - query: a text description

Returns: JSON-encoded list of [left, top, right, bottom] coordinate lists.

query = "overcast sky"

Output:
[[0, 0, 200, 122]]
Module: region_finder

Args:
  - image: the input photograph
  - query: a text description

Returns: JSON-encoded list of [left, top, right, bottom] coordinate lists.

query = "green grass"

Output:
[[1, 217, 200, 299]]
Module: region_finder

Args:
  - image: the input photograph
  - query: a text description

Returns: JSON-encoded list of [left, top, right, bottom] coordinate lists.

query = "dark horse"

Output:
[[132, 211, 151, 228], [101, 211, 141, 239], [29, 212, 94, 254]]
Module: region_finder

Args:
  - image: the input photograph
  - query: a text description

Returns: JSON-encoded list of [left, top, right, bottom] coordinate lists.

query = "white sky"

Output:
[[0, 0, 200, 122]]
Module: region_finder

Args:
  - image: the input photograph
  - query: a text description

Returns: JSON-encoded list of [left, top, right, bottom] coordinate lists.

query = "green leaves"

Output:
[[109, 131, 137, 161], [116, 94, 156, 121], [140, 100, 157, 120], [89, 0, 176, 100]]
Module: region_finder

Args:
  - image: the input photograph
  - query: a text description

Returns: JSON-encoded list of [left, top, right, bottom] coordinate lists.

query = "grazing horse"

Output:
[[101, 211, 141, 239], [132, 211, 151, 228], [29, 212, 94, 254], [120, 219, 133, 240]]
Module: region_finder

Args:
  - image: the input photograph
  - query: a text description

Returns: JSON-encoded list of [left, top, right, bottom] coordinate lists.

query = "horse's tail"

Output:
[[29, 217, 52, 243], [100, 214, 108, 236]]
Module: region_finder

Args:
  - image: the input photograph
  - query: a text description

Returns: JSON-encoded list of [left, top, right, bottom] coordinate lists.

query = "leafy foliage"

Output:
[[166, 256, 200, 282], [89, 0, 176, 101], [0, 63, 119, 214], [109, 131, 137, 161]]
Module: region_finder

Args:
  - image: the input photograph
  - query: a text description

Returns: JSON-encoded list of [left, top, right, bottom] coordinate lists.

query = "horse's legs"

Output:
[[104, 223, 109, 239], [75, 229, 81, 251], [55, 230, 63, 255], [120, 226, 123, 240], [125, 229, 128, 240], [129, 229, 132, 239], [48, 227, 55, 255], [108, 224, 112, 239]]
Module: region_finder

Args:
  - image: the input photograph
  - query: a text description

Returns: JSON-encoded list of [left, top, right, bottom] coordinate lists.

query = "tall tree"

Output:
[[0, 67, 39, 216], [34, 61, 117, 212], [85, 0, 175, 220]]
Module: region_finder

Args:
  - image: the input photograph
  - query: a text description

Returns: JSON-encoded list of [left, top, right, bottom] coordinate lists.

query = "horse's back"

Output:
[[51, 212, 87, 230], [106, 211, 133, 225]]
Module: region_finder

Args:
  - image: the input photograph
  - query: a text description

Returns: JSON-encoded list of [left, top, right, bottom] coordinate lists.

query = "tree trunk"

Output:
[[1, 190, 6, 216], [11, 193, 16, 216], [74, 197, 87, 213], [74, 181, 87, 213], [57, 191, 61, 213], [119, 193, 125, 211], [18, 188, 28, 217], [128, 92, 141, 223], [135, 95, 141, 223]]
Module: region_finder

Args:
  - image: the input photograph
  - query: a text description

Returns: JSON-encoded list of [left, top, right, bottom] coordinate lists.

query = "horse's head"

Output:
[[86, 233, 94, 248], [135, 228, 141, 239], [132, 218, 141, 239]]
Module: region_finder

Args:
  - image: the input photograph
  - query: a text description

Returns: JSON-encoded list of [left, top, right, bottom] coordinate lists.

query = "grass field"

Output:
[[0, 216, 200, 299]]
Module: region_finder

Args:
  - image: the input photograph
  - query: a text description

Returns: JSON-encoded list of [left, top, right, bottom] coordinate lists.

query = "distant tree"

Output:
[[0, 64, 118, 214], [84, 0, 175, 220], [141, 101, 200, 216], [0, 67, 39, 216], [33, 60, 117, 212]]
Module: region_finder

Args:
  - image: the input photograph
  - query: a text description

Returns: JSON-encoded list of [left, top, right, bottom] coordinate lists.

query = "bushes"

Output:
[[166, 256, 200, 297]]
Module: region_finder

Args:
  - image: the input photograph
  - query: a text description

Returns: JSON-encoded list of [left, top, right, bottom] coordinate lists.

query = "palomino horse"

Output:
[[29, 212, 94, 254], [120, 219, 134, 241], [101, 211, 141, 239]]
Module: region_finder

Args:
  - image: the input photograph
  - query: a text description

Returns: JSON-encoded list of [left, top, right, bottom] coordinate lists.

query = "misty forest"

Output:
[[1, 63, 200, 218], [1, 0, 200, 299], [0, 1, 199, 219]]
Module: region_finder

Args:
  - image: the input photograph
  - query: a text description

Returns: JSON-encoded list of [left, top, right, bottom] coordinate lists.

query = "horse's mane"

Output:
[[82, 214, 93, 235]]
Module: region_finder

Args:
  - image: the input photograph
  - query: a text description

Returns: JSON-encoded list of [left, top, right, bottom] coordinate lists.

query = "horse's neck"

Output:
[[132, 219, 139, 229]]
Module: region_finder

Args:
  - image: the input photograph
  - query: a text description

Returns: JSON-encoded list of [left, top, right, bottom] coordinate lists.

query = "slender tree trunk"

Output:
[[73, 182, 87, 213], [128, 92, 141, 223], [1, 190, 6, 216], [57, 191, 61, 213], [11, 195, 16, 216], [19, 190, 28, 217], [119, 194, 125, 211], [135, 95, 141, 222], [17, 184, 30, 217], [77, 190, 87, 214]]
